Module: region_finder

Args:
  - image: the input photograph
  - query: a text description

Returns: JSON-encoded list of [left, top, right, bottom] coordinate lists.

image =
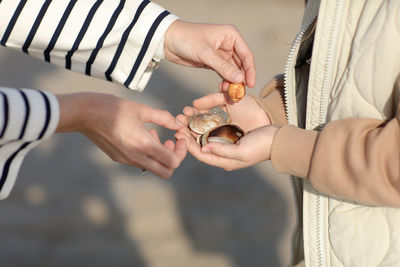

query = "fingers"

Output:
[[175, 131, 243, 170], [149, 128, 177, 160], [149, 129, 161, 142], [232, 53, 243, 72], [183, 106, 199, 117], [141, 132, 181, 167], [141, 107, 183, 130], [119, 125, 181, 177], [176, 114, 189, 126], [202, 48, 244, 84], [233, 35, 256, 88], [163, 139, 175, 151], [138, 154, 174, 178], [136, 138, 184, 179], [165, 21, 255, 87], [136, 138, 186, 179], [219, 80, 231, 92], [201, 143, 242, 160], [218, 82, 223, 91], [85, 98, 186, 179], [150, 129, 177, 153], [174, 138, 188, 164], [109, 137, 173, 178], [192, 92, 226, 110], [243, 57, 256, 88], [143, 130, 187, 178]]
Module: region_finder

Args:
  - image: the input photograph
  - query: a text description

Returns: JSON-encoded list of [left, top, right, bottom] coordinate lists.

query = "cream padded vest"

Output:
[[289, 1, 400, 266]]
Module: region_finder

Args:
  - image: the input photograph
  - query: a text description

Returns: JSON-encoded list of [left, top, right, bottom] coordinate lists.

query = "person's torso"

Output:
[[285, 0, 400, 266]]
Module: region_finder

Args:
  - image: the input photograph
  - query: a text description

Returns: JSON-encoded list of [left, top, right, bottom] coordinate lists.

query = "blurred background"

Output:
[[0, 0, 304, 266]]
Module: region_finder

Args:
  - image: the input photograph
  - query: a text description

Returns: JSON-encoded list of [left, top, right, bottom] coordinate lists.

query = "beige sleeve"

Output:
[[270, 104, 400, 207], [251, 74, 288, 126]]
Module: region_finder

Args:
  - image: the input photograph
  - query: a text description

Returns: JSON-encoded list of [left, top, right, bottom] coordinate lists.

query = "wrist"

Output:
[[247, 94, 272, 126], [55, 93, 94, 133], [163, 19, 179, 62], [264, 125, 280, 160], [163, 19, 188, 63]]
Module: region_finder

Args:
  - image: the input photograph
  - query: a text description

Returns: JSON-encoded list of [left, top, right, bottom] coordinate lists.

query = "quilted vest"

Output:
[[286, 1, 400, 266]]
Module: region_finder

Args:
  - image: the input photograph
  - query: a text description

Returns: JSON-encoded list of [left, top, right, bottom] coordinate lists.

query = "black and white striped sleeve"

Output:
[[0, 0, 179, 90], [0, 88, 59, 199]]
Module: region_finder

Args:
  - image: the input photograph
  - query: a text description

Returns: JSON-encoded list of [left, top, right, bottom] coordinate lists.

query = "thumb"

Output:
[[193, 92, 226, 110], [141, 107, 183, 130], [201, 143, 240, 160], [203, 51, 244, 83]]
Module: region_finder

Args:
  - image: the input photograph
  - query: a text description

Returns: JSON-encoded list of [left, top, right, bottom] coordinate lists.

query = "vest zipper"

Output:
[[283, 10, 317, 266], [315, 1, 343, 266], [284, 0, 344, 265]]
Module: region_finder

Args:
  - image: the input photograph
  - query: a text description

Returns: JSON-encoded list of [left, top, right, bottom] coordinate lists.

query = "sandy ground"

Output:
[[0, 1, 304, 266]]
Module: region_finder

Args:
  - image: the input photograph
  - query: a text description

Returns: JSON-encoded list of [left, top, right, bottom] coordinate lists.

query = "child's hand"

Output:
[[175, 125, 280, 170], [177, 92, 271, 134], [175, 91, 276, 170]]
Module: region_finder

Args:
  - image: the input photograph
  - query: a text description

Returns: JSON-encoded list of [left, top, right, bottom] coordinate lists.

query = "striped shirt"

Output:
[[0, 0, 178, 199]]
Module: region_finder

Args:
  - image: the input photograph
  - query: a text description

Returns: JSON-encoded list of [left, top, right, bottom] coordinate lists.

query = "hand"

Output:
[[175, 125, 280, 171], [56, 93, 187, 178], [177, 92, 271, 134], [164, 20, 256, 88], [174, 91, 274, 170]]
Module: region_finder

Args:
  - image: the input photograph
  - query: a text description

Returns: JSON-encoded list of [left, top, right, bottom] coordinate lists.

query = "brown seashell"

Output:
[[228, 82, 246, 103], [199, 123, 244, 147]]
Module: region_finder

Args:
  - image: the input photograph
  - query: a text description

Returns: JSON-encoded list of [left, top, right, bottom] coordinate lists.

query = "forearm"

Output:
[[308, 115, 400, 206], [56, 92, 125, 137], [270, 108, 400, 207]]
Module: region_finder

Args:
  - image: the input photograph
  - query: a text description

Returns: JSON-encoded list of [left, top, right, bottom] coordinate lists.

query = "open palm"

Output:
[[179, 92, 271, 134]]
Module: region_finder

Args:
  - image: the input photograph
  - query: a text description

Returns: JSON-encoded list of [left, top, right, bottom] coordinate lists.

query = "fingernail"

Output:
[[232, 70, 244, 83]]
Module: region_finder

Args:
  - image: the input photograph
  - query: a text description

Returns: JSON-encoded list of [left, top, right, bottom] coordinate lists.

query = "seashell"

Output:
[[188, 108, 230, 134], [199, 123, 244, 147], [209, 106, 231, 123], [228, 82, 246, 103]]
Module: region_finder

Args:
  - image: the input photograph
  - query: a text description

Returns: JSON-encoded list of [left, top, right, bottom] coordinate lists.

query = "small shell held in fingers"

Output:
[[188, 112, 229, 135], [228, 82, 246, 103], [200, 124, 244, 147]]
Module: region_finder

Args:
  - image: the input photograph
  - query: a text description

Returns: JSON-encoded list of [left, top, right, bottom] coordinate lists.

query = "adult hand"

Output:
[[56, 93, 187, 178], [175, 124, 279, 171], [164, 20, 256, 88]]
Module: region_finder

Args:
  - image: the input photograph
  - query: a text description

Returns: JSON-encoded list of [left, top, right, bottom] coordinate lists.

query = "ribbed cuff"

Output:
[[270, 125, 319, 178]]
